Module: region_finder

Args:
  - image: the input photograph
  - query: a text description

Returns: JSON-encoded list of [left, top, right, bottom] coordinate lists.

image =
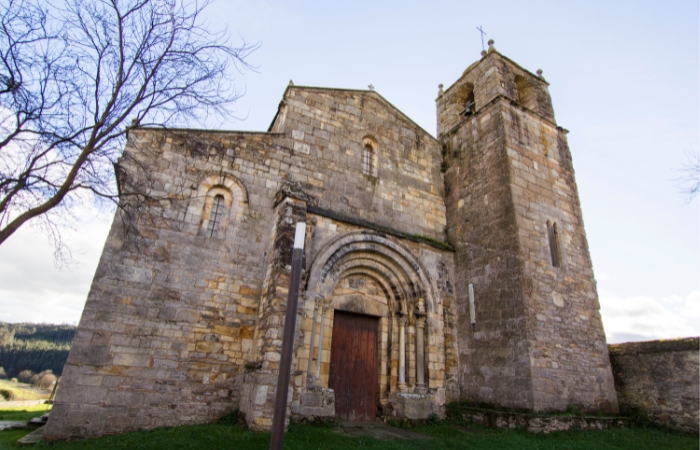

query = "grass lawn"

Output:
[[1, 412, 696, 450], [0, 404, 51, 422], [0, 380, 50, 402]]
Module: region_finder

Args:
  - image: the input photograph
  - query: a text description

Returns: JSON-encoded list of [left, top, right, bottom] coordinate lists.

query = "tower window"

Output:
[[207, 194, 226, 237], [515, 75, 537, 110], [547, 221, 561, 267], [461, 89, 476, 117], [362, 144, 373, 176], [456, 83, 476, 117]]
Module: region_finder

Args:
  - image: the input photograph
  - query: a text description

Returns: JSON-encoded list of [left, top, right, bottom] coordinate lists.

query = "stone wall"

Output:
[[44, 48, 621, 441], [609, 338, 699, 433], [44, 85, 454, 439]]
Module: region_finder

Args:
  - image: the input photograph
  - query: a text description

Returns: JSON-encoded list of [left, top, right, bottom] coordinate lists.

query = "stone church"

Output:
[[44, 42, 619, 440]]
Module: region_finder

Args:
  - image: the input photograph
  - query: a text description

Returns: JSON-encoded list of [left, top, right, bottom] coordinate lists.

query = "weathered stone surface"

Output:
[[609, 337, 699, 433], [389, 393, 436, 420], [439, 50, 618, 413], [455, 406, 632, 434], [44, 49, 635, 441], [291, 387, 335, 420]]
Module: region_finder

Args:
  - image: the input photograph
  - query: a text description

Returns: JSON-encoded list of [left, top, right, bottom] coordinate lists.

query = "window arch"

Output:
[[515, 75, 538, 110], [199, 187, 233, 238], [361, 136, 378, 177], [456, 82, 476, 117], [189, 173, 247, 240]]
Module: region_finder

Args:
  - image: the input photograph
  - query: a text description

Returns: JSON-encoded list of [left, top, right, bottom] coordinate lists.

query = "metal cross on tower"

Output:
[[477, 26, 487, 51]]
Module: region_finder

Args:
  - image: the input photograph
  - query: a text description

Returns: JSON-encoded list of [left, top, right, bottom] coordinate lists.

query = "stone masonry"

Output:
[[609, 338, 699, 433], [439, 41, 617, 413], [44, 44, 619, 440]]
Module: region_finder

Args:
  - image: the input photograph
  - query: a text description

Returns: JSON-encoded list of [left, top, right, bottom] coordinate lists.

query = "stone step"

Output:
[[17, 425, 45, 446]]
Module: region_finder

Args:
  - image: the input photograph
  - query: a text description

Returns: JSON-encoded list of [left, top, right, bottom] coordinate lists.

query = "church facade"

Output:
[[44, 44, 618, 440]]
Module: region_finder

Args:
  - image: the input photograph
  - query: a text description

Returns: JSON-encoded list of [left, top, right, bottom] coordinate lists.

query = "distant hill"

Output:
[[0, 323, 76, 379]]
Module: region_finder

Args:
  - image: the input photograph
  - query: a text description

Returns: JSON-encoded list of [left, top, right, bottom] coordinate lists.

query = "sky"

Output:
[[0, 0, 698, 344]]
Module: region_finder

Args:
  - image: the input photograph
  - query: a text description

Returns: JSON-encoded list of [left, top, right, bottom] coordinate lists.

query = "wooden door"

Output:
[[328, 311, 379, 421]]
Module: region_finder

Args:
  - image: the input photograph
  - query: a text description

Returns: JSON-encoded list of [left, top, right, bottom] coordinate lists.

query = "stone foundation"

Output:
[[388, 393, 439, 420], [454, 406, 631, 434], [291, 387, 335, 421]]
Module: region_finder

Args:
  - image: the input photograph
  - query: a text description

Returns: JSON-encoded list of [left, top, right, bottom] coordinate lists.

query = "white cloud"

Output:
[[0, 207, 111, 325], [600, 290, 700, 343]]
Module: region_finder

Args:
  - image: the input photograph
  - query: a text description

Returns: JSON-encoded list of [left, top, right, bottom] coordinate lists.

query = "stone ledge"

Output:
[[308, 206, 454, 252], [608, 337, 699, 355]]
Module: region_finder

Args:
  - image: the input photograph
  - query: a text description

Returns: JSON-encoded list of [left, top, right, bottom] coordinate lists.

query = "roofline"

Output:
[[442, 50, 550, 97], [128, 126, 283, 137], [281, 84, 440, 145]]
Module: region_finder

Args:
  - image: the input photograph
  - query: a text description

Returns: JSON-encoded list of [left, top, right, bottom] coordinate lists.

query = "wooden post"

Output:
[[270, 222, 306, 450]]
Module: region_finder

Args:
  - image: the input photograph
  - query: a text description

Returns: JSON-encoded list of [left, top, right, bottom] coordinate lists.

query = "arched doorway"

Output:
[[302, 231, 440, 420]]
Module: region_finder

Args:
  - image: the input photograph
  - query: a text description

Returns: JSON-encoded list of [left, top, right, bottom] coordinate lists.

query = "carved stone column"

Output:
[[305, 297, 321, 386], [315, 305, 329, 383], [415, 315, 427, 394], [398, 314, 408, 392]]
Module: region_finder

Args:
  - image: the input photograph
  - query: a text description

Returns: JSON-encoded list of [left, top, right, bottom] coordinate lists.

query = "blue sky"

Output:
[[0, 0, 698, 343]]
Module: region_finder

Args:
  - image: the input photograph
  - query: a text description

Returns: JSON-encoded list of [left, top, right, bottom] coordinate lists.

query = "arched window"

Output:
[[515, 75, 537, 110], [199, 188, 231, 238], [462, 89, 476, 117], [456, 83, 476, 117], [361, 136, 378, 177], [362, 144, 373, 176], [206, 194, 226, 237], [547, 220, 561, 267], [193, 175, 247, 240]]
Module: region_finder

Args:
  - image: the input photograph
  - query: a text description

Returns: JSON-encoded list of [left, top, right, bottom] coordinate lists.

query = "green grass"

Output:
[[0, 380, 50, 401], [0, 405, 52, 450], [0, 429, 31, 450], [0, 416, 695, 450], [0, 404, 51, 421]]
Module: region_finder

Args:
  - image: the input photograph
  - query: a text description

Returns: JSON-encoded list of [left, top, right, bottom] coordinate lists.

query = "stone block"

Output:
[[292, 387, 335, 420], [390, 392, 435, 420], [69, 343, 111, 366]]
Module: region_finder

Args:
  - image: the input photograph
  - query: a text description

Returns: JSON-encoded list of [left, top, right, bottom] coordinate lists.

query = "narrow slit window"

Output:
[[207, 194, 225, 237], [547, 221, 561, 267], [362, 144, 373, 176]]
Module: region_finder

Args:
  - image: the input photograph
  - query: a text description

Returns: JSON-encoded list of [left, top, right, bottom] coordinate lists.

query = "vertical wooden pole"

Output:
[[270, 222, 305, 450]]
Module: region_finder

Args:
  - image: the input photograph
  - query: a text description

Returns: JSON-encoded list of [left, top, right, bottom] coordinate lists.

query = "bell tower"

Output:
[[439, 40, 618, 413]]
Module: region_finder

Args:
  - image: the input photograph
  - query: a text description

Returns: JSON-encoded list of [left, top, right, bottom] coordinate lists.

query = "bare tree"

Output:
[[677, 149, 700, 202], [0, 0, 256, 249]]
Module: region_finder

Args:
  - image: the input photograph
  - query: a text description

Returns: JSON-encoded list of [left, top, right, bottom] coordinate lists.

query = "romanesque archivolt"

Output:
[[301, 230, 443, 410], [306, 230, 437, 314]]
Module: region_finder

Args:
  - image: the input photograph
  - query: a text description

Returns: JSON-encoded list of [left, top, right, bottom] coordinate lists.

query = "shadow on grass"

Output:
[[0, 419, 693, 450]]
